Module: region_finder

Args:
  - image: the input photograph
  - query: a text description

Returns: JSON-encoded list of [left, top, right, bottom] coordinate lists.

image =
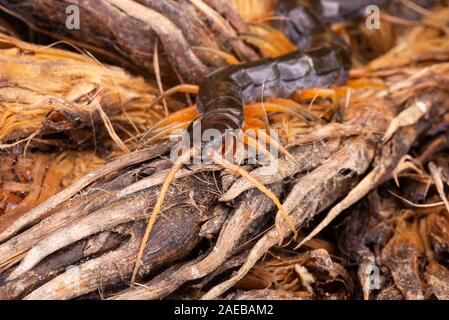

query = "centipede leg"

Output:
[[131, 148, 197, 284], [152, 106, 198, 128], [239, 132, 277, 165], [266, 98, 320, 123], [140, 106, 198, 144], [244, 102, 318, 126], [140, 121, 191, 146], [295, 87, 348, 101], [208, 149, 297, 244], [150, 84, 199, 108], [246, 128, 300, 168]]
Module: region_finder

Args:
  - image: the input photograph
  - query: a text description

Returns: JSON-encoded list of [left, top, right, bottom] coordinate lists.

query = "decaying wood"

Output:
[[0, 230, 122, 299], [1, 1, 449, 301], [0, 34, 165, 148], [108, 185, 282, 300], [0, 0, 258, 84], [1, 166, 221, 299], [0, 142, 172, 242]]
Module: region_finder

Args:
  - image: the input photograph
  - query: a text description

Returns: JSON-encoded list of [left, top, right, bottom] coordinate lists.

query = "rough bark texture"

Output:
[[0, 0, 258, 83]]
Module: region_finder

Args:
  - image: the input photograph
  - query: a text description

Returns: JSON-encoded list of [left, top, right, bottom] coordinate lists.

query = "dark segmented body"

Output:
[[196, 45, 351, 133], [195, 0, 375, 137]]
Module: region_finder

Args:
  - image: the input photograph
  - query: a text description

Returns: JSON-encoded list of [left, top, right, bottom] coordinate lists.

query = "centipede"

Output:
[[131, 0, 390, 282]]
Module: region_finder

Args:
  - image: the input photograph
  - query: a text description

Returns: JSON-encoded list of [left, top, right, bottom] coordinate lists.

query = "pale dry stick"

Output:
[[0, 231, 116, 300], [202, 139, 375, 299], [220, 142, 340, 201], [382, 99, 431, 142], [110, 189, 279, 300], [130, 139, 296, 283], [7, 193, 150, 280], [23, 243, 135, 300], [294, 170, 378, 250], [428, 162, 449, 214], [287, 123, 365, 146], [109, 254, 206, 300], [0, 144, 170, 242], [116, 164, 218, 199], [0, 168, 140, 270], [296, 122, 429, 249], [400, 0, 437, 18], [388, 190, 445, 208]]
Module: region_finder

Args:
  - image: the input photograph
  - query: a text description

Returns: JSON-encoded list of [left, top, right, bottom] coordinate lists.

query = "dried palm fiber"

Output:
[[0, 33, 166, 151], [363, 5, 449, 71], [0, 149, 112, 236], [231, 0, 277, 22], [0, 0, 258, 84], [236, 249, 353, 300]]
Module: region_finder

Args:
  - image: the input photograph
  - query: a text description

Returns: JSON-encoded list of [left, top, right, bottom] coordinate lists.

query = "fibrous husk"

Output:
[[0, 33, 165, 151]]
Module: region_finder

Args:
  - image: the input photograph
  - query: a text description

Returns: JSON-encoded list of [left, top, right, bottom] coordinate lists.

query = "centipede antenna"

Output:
[[209, 149, 297, 239], [150, 84, 199, 108], [247, 129, 301, 168], [400, 0, 436, 18], [139, 121, 191, 147], [131, 148, 196, 285], [139, 106, 197, 144], [240, 132, 277, 165], [267, 99, 321, 123]]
